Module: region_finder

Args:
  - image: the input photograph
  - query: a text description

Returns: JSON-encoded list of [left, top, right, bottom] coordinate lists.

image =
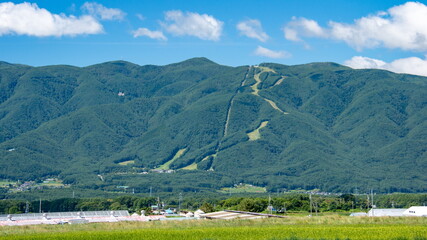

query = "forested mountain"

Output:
[[0, 58, 426, 193]]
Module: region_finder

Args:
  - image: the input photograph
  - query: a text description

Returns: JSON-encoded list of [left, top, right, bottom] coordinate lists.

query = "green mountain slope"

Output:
[[0, 58, 425, 193]]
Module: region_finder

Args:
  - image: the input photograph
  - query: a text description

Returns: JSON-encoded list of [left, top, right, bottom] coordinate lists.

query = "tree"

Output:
[[237, 198, 267, 212], [8, 206, 21, 214], [200, 202, 215, 213]]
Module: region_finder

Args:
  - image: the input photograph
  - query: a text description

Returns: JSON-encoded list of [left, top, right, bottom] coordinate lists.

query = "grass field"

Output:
[[39, 179, 65, 188], [219, 184, 267, 193], [1, 216, 426, 240], [0, 180, 16, 188]]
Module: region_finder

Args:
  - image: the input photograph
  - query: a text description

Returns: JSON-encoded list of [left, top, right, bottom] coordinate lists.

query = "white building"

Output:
[[403, 206, 427, 217], [368, 208, 406, 217], [0, 210, 167, 226], [349, 212, 368, 217], [200, 210, 285, 220], [194, 209, 205, 218]]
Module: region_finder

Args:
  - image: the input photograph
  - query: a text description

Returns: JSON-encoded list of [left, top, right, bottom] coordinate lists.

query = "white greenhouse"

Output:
[[403, 206, 427, 217]]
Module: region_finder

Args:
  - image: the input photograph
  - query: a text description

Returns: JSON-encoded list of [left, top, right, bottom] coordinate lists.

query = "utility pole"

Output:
[[283, 202, 286, 214], [25, 201, 29, 213], [315, 201, 318, 216], [309, 193, 313, 216], [366, 194, 370, 211], [39, 198, 42, 213], [178, 193, 182, 213], [354, 187, 358, 209], [371, 189, 375, 217]]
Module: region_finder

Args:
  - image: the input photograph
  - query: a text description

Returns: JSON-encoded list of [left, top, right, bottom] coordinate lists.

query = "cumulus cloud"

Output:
[[344, 56, 427, 77], [132, 28, 167, 41], [161, 10, 223, 41], [237, 19, 269, 42], [284, 17, 326, 42], [81, 2, 125, 21], [254, 46, 291, 59], [284, 2, 427, 51], [0, 2, 103, 37]]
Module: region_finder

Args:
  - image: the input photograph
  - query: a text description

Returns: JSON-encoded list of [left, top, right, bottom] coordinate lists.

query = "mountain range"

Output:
[[0, 58, 426, 193]]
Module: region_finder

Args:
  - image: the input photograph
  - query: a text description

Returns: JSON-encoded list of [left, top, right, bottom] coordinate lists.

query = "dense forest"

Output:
[[0, 58, 426, 194]]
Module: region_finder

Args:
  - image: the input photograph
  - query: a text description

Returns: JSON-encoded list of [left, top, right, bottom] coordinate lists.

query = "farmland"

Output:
[[0, 215, 426, 240]]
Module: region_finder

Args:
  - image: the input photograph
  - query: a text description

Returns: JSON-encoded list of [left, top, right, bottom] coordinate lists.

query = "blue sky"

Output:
[[1, 0, 427, 76]]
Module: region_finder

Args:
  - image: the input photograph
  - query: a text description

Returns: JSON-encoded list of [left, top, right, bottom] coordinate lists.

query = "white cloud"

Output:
[[344, 56, 386, 69], [284, 2, 427, 51], [237, 19, 269, 42], [344, 56, 427, 77], [254, 46, 291, 59], [284, 17, 326, 42], [0, 2, 103, 37], [81, 2, 125, 21], [162, 10, 223, 41], [132, 28, 167, 41]]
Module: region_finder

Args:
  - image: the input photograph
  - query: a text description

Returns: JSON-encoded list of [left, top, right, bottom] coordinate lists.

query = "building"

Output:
[[349, 212, 368, 217], [0, 210, 165, 226], [403, 206, 427, 217], [200, 210, 285, 220], [367, 208, 406, 217]]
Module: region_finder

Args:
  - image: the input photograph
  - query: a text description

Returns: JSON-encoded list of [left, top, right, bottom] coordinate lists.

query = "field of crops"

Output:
[[1, 216, 426, 240]]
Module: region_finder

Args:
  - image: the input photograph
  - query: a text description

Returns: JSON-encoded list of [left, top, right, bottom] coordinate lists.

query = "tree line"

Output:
[[1, 193, 425, 215]]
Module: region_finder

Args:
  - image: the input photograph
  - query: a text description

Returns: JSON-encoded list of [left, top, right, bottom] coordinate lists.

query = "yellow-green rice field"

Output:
[[0, 215, 426, 240]]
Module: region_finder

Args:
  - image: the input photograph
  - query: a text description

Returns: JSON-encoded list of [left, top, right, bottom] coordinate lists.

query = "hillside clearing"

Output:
[[181, 162, 197, 170], [118, 160, 135, 166], [247, 121, 269, 141], [155, 148, 187, 170]]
